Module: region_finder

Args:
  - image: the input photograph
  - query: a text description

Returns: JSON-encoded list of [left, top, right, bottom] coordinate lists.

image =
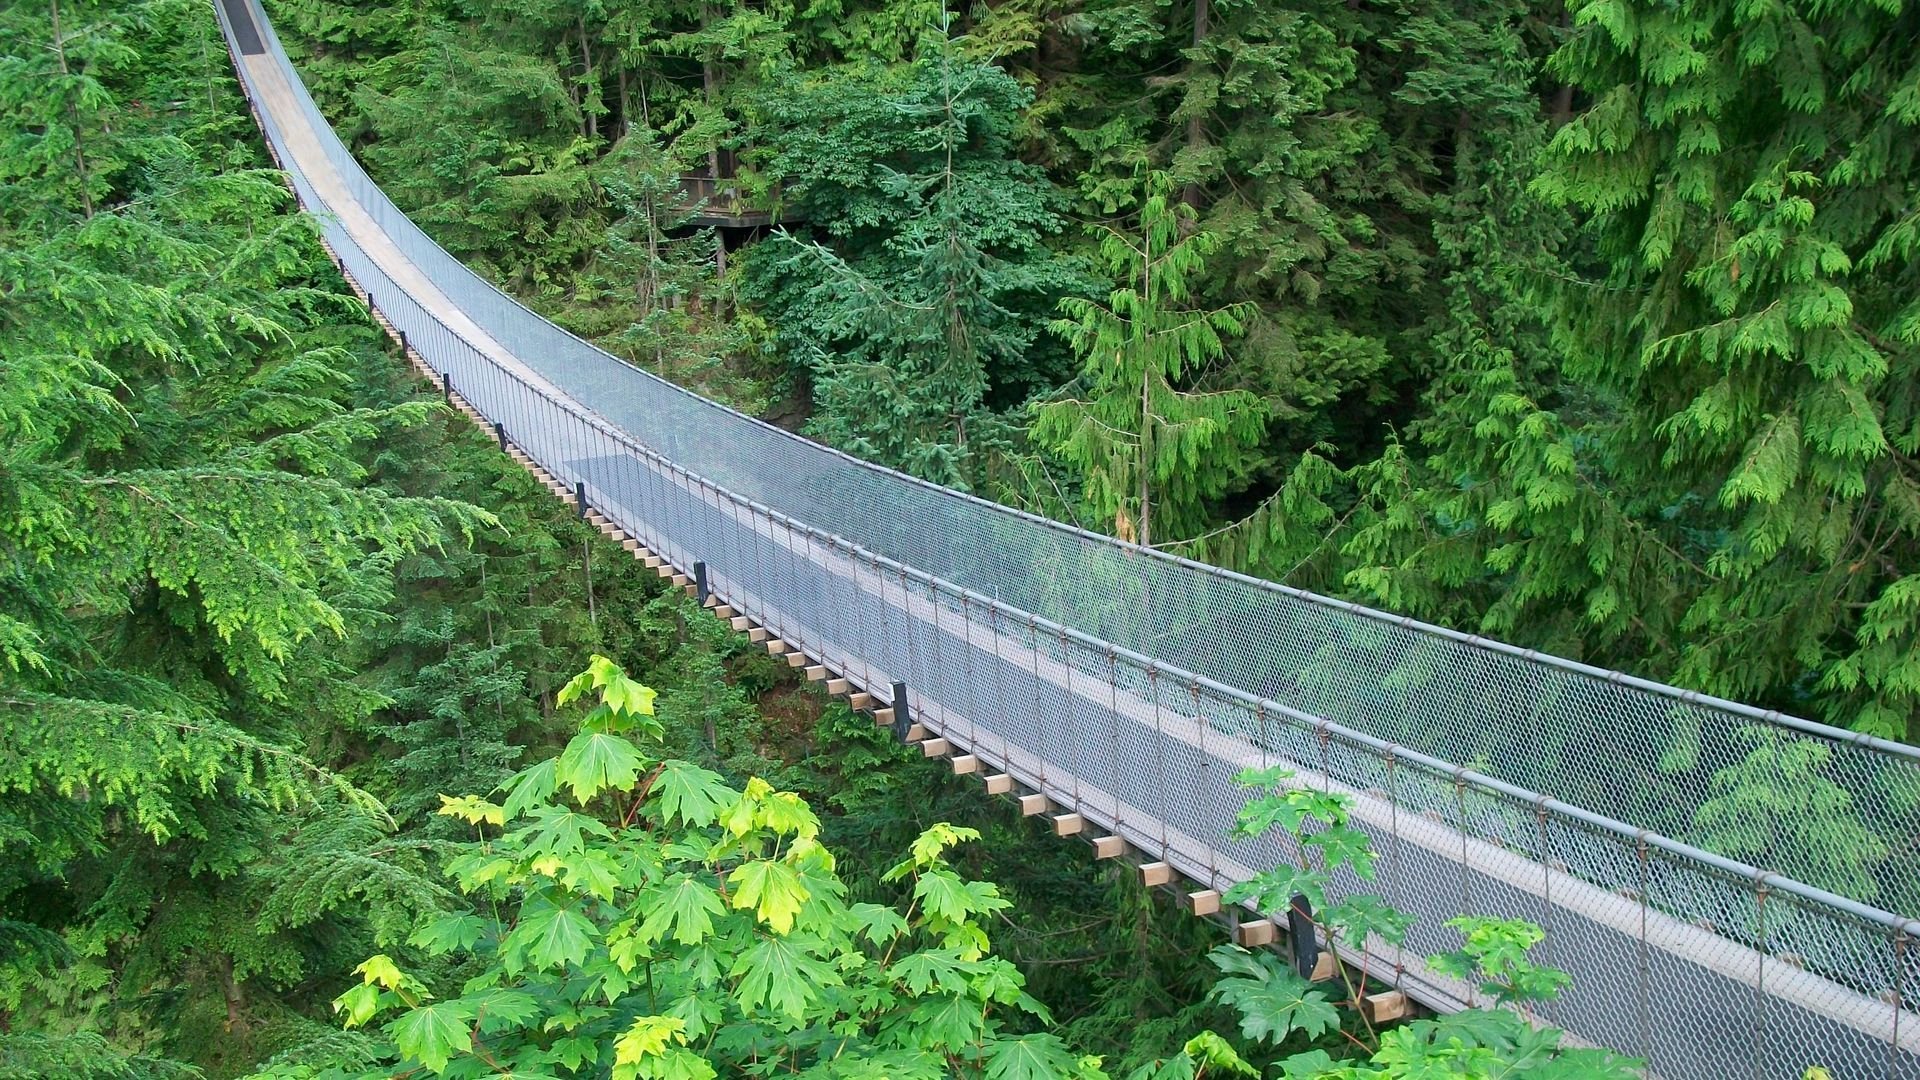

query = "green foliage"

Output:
[[0, 3, 493, 1070], [19, 0, 1920, 1073], [741, 43, 1082, 486], [1202, 768, 1628, 1077], [1689, 727, 1889, 903], [1204, 947, 1340, 1048], [1344, 0, 1920, 746], [1033, 176, 1267, 545], [254, 660, 1636, 1080], [1427, 917, 1570, 1009], [283, 659, 1069, 1078]]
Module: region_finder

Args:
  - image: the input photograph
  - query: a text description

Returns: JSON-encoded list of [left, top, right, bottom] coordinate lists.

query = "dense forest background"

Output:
[[1, 0, 1916, 1075], [272, 0, 1920, 741]]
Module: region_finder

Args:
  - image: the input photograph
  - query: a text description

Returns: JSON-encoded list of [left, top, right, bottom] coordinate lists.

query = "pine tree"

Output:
[[1348, 0, 1920, 746], [1033, 176, 1266, 546], [739, 41, 1080, 486]]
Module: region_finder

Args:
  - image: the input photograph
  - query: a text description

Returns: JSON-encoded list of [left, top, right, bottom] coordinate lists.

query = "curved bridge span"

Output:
[[212, 1, 1920, 1075]]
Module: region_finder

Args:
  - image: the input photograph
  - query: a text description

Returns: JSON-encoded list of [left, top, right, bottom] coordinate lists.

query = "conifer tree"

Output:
[[1348, 0, 1920, 745], [1033, 177, 1266, 546], [0, 5, 486, 1067], [740, 42, 1079, 486]]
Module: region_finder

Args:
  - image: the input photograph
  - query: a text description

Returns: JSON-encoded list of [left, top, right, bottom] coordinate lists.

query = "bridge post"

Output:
[[440, 370, 452, 403], [574, 481, 588, 520], [890, 681, 911, 742], [1288, 894, 1319, 979], [693, 561, 709, 605], [494, 421, 507, 450]]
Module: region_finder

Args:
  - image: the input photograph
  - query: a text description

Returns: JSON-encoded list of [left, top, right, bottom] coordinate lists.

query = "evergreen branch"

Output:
[[0, 690, 392, 835]]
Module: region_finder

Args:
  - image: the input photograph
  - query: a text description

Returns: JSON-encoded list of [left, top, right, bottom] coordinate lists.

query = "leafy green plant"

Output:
[[1427, 917, 1569, 1011], [285, 674, 1643, 1079], [1193, 767, 1635, 1078], [1221, 766, 1410, 1014], [257, 657, 1089, 1079]]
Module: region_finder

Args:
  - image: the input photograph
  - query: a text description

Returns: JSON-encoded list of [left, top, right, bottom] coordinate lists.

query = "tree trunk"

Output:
[[1137, 228, 1155, 547], [1138, 363, 1153, 548], [578, 19, 598, 140], [50, 0, 93, 218], [703, 5, 722, 183], [617, 66, 630, 139], [1551, 6, 1574, 124], [216, 953, 248, 1033], [1181, 0, 1210, 211]]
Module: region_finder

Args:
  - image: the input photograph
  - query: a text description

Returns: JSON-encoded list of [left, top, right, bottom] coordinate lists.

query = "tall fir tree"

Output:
[[739, 39, 1080, 486], [1033, 177, 1266, 546]]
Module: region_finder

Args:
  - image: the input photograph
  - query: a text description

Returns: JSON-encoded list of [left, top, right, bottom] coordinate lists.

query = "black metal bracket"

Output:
[[574, 481, 588, 519], [693, 561, 710, 605], [890, 681, 911, 741], [494, 421, 507, 450], [1288, 893, 1320, 979], [440, 370, 452, 402]]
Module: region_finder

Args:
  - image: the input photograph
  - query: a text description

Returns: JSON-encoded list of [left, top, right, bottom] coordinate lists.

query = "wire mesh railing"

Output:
[[216, 0, 1920, 1074]]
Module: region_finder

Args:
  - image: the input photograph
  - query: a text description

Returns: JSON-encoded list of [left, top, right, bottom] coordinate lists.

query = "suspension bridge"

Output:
[[212, 1, 1920, 1074]]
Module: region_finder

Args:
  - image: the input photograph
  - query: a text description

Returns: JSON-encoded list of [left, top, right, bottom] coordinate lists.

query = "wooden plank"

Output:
[[850, 692, 874, 710], [983, 774, 1013, 795], [1188, 890, 1221, 917], [1091, 835, 1125, 859], [1360, 991, 1410, 1024], [902, 723, 927, 742], [713, 604, 735, 619], [731, 616, 751, 632], [950, 755, 979, 775], [1018, 794, 1049, 816], [1235, 920, 1278, 948], [622, 539, 642, 552], [921, 738, 952, 758], [1309, 953, 1340, 982], [786, 652, 807, 668], [1052, 813, 1084, 837], [805, 665, 828, 681], [825, 678, 850, 695], [1138, 862, 1174, 888], [766, 640, 789, 655], [748, 628, 769, 643], [873, 707, 894, 725]]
